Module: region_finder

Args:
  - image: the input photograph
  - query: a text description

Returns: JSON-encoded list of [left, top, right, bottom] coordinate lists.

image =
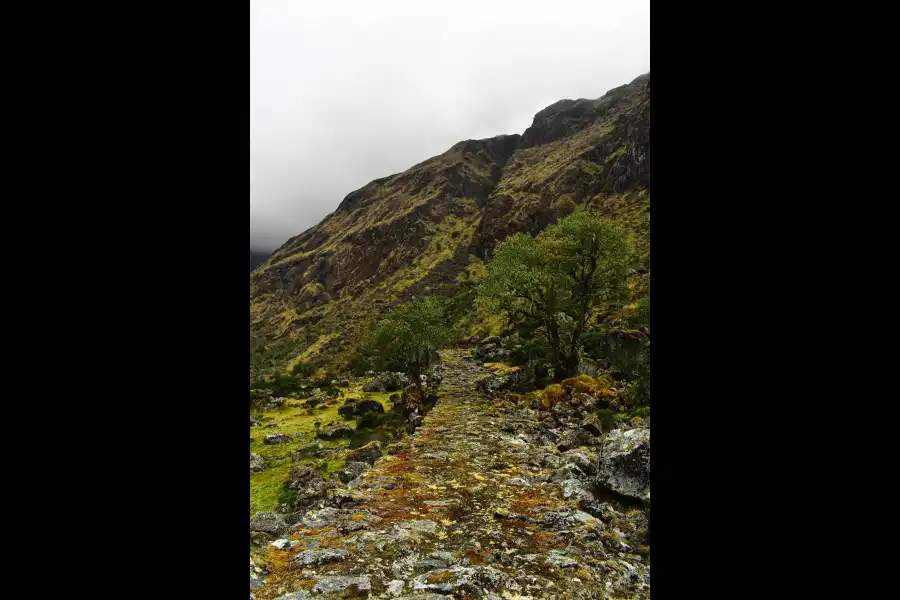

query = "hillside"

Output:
[[252, 249, 272, 273], [250, 73, 650, 379]]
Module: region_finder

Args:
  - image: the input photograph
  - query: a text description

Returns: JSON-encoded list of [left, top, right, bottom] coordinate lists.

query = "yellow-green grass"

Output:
[[249, 383, 395, 514]]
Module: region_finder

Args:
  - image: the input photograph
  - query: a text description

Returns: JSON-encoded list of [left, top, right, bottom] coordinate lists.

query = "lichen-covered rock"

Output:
[[338, 461, 371, 483], [317, 423, 353, 439], [346, 441, 382, 465], [285, 467, 327, 507], [249, 511, 288, 536], [263, 433, 293, 445], [556, 427, 595, 452], [293, 548, 351, 567], [412, 566, 511, 596], [265, 397, 287, 411], [312, 575, 370, 596], [249, 453, 266, 472], [597, 427, 650, 504]]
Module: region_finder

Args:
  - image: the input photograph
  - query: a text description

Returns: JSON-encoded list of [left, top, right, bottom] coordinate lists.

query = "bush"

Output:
[[540, 384, 567, 410], [277, 487, 298, 508]]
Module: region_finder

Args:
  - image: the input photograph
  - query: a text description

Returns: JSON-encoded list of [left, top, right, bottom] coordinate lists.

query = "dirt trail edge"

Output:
[[254, 348, 650, 600]]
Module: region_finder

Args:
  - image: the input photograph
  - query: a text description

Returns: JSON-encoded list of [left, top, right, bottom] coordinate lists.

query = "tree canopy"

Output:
[[476, 211, 633, 378], [364, 296, 453, 393]]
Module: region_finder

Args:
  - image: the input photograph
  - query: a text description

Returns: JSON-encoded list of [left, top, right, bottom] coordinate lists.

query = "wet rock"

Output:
[[249, 453, 266, 472], [249, 511, 288, 536], [312, 575, 370, 596], [597, 428, 650, 504], [339, 461, 371, 483], [263, 433, 293, 445], [293, 548, 350, 567], [317, 423, 354, 439], [346, 441, 383, 465]]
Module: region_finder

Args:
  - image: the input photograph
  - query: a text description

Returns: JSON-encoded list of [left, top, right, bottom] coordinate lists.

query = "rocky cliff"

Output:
[[250, 73, 650, 378]]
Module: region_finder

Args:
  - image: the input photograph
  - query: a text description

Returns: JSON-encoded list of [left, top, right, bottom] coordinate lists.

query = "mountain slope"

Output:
[[250, 73, 650, 378], [250, 249, 271, 273]]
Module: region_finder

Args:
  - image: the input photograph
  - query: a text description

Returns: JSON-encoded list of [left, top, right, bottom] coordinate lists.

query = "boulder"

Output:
[[362, 379, 385, 393], [576, 357, 601, 377], [556, 428, 595, 452], [293, 548, 350, 567], [338, 461, 371, 483], [249, 511, 288, 536], [317, 423, 353, 439], [312, 575, 370, 596], [263, 433, 292, 445], [249, 453, 266, 472], [355, 398, 385, 415], [285, 467, 327, 507], [346, 441, 382, 465], [596, 428, 650, 504]]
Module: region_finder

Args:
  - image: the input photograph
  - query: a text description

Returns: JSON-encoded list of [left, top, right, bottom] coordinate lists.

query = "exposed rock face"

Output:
[[597, 428, 651, 504], [250, 74, 650, 376]]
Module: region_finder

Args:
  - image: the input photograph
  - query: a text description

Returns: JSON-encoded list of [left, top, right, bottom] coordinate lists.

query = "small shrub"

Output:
[[540, 384, 566, 409], [277, 487, 298, 508]]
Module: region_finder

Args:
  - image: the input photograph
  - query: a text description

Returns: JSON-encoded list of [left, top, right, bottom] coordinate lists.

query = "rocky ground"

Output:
[[251, 348, 650, 599]]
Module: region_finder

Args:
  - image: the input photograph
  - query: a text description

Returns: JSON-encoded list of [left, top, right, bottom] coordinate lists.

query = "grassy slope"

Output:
[[249, 383, 397, 513]]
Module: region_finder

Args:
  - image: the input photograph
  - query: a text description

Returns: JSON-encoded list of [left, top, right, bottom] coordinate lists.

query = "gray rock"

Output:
[[300, 506, 342, 529], [273, 593, 312, 600], [549, 464, 586, 483], [346, 441, 383, 465], [317, 423, 353, 439], [544, 550, 579, 568], [293, 548, 350, 566], [397, 519, 439, 534], [386, 579, 406, 596], [249, 511, 288, 536], [285, 467, 327, 507], [312, 575, 370, 596], [263, 433, 293, 445], [556, 427, 595, 452], [597, 428, 650, 504], [338, 460, 371, 483], [576, 357, 601, 377], [325, 488, 361, 508], [561, 450, 597, 475], [412, 566, 510, 595], [249, 453, 266, 473]]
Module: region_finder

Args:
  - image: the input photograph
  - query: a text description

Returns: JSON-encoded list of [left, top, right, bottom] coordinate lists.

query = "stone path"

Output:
[[254, 348, 649, 600]]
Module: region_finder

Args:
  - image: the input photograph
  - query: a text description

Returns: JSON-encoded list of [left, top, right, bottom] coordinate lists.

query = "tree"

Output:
[[365, 297, 453, 398], [476, 211, 633, 379]]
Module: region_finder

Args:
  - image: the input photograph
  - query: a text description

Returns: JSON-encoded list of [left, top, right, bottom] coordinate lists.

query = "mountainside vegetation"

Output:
[[250, 72, 650, 384]]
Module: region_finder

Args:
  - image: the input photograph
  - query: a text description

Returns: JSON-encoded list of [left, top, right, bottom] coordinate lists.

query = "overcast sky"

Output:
[[250, 0, 649, 251]]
